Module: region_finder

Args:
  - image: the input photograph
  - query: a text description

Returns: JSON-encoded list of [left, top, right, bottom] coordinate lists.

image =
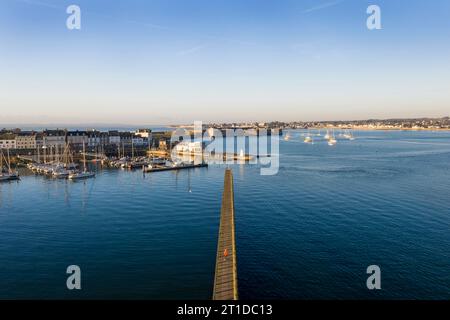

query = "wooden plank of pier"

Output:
[[213, 168, 238, 300]]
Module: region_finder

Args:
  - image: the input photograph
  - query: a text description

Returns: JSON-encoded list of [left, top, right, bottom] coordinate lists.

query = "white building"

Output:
[[15, 133, 37, 149], [175, 141, 202, 154], [67, 131, 88, 147], [135, 129, 152, 139], [43, 130, 66, 147], [87, 135, 101, 147], [0, 136, 16, 149]]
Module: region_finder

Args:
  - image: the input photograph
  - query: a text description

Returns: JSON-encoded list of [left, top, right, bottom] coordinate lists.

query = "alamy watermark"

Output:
[[66, 265, 81, 290], [366, 265, 381, 290], [66, 5, 81, 30], [367, 5, 382, 30]]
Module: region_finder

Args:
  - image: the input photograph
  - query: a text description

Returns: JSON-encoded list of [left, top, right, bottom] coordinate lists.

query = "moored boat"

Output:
[[68, 171, 95, 180], [69, 142, 95, 180]]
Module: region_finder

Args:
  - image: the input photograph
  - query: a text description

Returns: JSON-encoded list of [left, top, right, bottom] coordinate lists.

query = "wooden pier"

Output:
[[212, 168, 238, 300]]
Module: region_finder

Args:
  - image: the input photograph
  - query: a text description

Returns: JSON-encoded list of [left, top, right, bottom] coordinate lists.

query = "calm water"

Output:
[[1, 130, 450, 299]]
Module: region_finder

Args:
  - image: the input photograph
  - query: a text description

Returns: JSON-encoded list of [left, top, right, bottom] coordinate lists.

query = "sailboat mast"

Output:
[[83, 142, 86, 172], [6, 148, 12, 173]]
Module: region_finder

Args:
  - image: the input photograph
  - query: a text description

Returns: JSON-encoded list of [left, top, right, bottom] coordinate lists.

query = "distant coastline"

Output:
[[308, 126, 450, 131], [2, 116, 450, 132], [174, 116, 450, 132]]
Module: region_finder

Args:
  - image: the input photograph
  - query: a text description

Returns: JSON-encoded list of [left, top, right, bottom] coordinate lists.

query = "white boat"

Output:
[[68, 171, 95, 180], [0, 172, 17, 181], [0, 149, 20, 181], [0, 170, 19, 181], [304, 128, 313, 143], [69, 142, 95, 180], [283, 133, 291, 141], [327, 129, 337, 146], [343, 129, 355, 140], [53, 168, 71, 179], [324, 129, 331, 140]]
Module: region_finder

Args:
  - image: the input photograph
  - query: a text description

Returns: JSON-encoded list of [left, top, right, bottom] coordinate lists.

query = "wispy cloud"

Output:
[[176, 44, 208, 56], [303, 0, 344, 14], [13, 0, 170, 30], [125, 19, 170, 31], [11, 0, 264, 51], [13, 0, 61, 9]]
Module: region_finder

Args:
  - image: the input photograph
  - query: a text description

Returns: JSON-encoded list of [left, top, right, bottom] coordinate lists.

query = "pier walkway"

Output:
[[212, 168, 238, 300]]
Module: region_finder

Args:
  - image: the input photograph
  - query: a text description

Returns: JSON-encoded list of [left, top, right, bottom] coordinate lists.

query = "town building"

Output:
[[175, 141, 202, 154], [135, 129, 152, 139], [67, 131, 88, 147], [15, 132, 37, 149], [132, 136, 144, 146], [119, 132, 133, 146], [108, 131, 121, 145], [42, 130, 66, 147], [0, 134, 17, 149]]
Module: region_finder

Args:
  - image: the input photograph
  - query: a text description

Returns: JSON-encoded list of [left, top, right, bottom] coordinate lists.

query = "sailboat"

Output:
[[304, 135, 313, 144], [343, 129, 355, 140], [316, 128, 322, 136], [284, 132, 291, 141], [324, 129, 331, 140], [69, 142, 95, 180], [0, 149, 19, 181], [328, 129, 337, 146], [53, 143, 76, 178], [304, 129, 313, 143], [0, 151, 9, 181]]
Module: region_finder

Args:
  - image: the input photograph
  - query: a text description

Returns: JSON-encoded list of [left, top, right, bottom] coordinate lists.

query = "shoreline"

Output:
[[306, 127, 450, 131], [174, 126, 450, 132]]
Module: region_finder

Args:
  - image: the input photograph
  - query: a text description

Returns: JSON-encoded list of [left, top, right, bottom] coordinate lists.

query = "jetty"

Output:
[[212, 168, 238, 300]]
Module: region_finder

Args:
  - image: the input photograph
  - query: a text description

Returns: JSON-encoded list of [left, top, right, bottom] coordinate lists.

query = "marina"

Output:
[[0, 126, 384, 187], [2, 127, 276, 183]]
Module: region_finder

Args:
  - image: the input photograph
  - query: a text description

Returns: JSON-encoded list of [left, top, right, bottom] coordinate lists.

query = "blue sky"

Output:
[[0, 0, 449, 125]]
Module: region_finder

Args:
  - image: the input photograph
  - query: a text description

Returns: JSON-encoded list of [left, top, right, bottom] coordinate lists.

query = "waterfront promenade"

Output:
[[212, 168, 238, 300]]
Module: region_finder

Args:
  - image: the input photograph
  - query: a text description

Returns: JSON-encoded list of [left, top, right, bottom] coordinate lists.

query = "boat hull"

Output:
[[68, 172, 95, 180]]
